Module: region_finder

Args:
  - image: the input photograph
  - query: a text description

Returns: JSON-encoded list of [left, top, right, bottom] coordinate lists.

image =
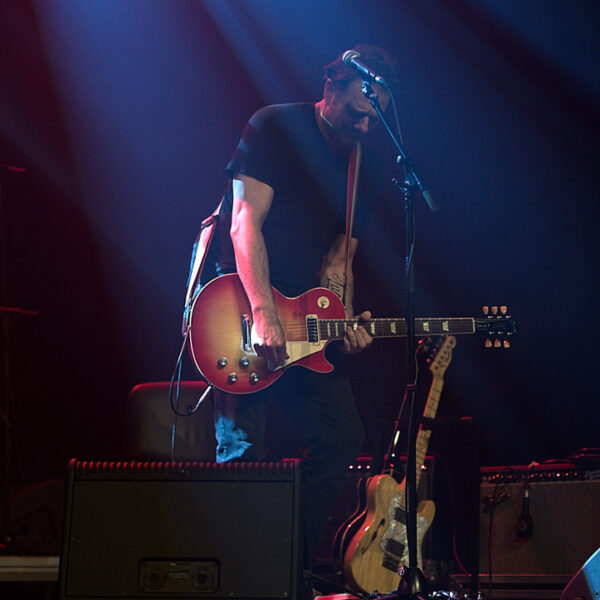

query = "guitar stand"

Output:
[[395, 565, 429, 600]]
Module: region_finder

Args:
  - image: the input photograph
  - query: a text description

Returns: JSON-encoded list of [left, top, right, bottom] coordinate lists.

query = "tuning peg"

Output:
[[503, 339, 511, 349], [500, 306, 508, 314], [491, 306, 498, 315], [485, 339, 492, 348], [494, 339, 501, 348], [482, 306, 489, 315]]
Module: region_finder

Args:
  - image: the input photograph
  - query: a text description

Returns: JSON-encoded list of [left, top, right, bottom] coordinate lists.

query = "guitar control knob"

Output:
[[249, 372, 260, 384], [228, 373, 238, 384], [239, 357, 250, 368], [217, 357, 228, 368]]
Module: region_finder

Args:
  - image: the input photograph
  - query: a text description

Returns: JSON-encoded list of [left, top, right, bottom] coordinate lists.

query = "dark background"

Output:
[[1, 0, 598, 485]]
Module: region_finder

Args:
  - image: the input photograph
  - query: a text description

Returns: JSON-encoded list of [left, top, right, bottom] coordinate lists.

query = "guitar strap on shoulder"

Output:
[[182, 197, 224, 333], [342, 141, 362, 308]]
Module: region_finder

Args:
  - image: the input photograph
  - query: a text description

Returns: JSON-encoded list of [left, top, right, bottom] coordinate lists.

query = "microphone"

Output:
[[342, 50, 389, 88]]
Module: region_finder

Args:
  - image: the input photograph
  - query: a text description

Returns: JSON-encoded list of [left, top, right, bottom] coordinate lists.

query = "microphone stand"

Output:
[[361, 80, 437, 599]]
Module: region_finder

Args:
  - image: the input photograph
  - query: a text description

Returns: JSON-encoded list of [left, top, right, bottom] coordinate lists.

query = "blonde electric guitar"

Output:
[[342, 336, 457, 594]]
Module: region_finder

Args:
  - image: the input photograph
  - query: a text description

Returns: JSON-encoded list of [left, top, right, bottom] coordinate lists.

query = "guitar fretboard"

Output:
[[318, 317, 475, 340], [414, 376, 443, 488]]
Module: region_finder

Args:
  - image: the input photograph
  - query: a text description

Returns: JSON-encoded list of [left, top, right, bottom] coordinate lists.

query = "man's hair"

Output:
[[323, 44, 397, 91]]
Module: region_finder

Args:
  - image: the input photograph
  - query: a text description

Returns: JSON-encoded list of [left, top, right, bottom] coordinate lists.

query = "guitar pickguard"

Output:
[[270, 339, 329, 371], [380, 492, 432, 570]]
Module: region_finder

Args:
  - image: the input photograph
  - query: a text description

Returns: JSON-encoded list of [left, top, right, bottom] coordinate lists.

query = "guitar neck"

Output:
[[319, 317, 475, 340], [384, 336, 455, 486], [414, 376, 442, 488], [382, 376, 442, 488]]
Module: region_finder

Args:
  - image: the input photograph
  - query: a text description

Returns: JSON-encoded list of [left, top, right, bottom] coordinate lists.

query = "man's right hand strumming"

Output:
[[251, 309, 289, 368]]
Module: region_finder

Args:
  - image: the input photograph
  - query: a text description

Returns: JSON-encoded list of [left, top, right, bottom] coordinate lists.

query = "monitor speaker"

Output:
[[561, 547, 600, 600], [58, 459, 304, 599]]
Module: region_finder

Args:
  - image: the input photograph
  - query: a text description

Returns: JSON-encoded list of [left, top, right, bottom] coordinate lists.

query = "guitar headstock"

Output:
[[420, 335, 456, 379], [475, 305, 517, 348]]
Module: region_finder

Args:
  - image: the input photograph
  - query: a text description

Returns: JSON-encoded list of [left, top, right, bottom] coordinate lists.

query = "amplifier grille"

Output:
[[480, 479, 600, 576]]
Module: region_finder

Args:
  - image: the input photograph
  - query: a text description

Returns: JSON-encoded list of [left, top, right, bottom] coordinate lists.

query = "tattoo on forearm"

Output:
[[327, 273, 345, 300]]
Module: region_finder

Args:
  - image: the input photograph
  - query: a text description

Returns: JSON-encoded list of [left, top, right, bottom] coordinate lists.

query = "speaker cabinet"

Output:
[[439, 468, 600, 599], [58, 459, 303, 599], [476, 467, 600, 599], [479, 477, 600, 577]]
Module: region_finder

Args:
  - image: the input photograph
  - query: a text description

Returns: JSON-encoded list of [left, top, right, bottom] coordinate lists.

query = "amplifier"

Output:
[[58, 459, 304, 600], [477, 464, 600, 595]]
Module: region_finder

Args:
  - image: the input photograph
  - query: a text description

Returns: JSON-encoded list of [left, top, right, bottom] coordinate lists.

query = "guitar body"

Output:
[[188, 273, 346, 394], [343, 474, 435, 594]]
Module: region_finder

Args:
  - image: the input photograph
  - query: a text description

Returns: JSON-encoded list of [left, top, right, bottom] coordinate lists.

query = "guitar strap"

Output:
[[342, 141, 362, 307], [182, 197, 224, 332]]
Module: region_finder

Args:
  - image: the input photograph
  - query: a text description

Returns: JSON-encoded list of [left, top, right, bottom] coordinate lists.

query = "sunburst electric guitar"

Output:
[[341, 336, 456, 595], [188, 273, 516, 394]]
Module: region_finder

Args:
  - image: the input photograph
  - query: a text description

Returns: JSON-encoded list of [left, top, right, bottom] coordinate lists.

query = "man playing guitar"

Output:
[[197, 45, 396, 594]]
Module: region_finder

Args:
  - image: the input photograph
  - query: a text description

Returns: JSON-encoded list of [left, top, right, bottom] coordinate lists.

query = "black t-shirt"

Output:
[[213, 102, 379, 297]]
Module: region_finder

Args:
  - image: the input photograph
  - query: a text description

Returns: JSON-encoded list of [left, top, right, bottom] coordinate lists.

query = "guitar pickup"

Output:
[[393, 507, 407, 524], [306, 314, 319, 344]]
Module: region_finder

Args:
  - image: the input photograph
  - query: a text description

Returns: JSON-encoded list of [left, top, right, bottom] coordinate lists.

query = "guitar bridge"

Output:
[[306, 314, 319, 344], [381, 552, 400, 573]]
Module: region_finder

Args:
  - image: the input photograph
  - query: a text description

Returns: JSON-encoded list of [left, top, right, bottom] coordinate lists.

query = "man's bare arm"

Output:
[[230, 174, 289, 365]]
